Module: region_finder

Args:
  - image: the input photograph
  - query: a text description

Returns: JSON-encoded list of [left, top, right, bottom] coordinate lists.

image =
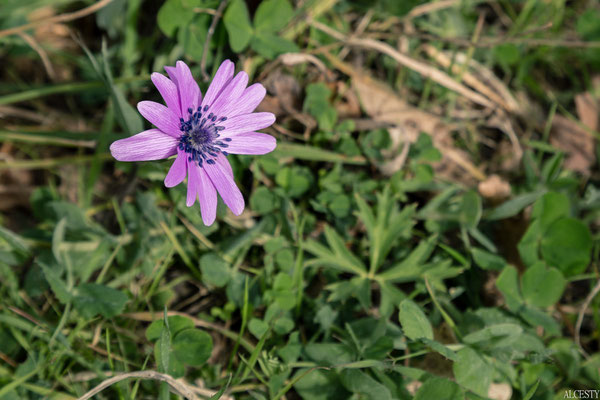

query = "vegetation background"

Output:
[[1, 0, 600, 399]]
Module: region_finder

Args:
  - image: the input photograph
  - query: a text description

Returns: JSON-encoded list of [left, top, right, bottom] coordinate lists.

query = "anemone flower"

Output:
[[110, 60, 276, 225]]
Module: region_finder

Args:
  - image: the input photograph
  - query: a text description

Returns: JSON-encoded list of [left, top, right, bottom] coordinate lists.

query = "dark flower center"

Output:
[[178, 105, 231, 167]]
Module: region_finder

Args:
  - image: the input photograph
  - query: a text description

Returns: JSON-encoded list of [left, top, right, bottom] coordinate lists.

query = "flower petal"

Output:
[[173, 60, 200, 114], [151, 72, 182, 118], [214, 150, 234, 177], [209, 71, 248, 117], [224, 132, 276, 155], [228, 83, 266, 118], [204, 154, 244, 215], [197, 167, 217, 225], [137, 101, 182, 137], [165, 65, 178, 85], [186, 157, 200, 207], [219, 112, 276, 138], [201, 60, 234, 109], [164, 149, 187, 187], [110, 129, 177, 161]]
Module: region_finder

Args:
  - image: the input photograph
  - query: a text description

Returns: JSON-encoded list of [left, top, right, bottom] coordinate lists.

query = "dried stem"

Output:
[[575, 278, 600, 358], [77, 370, 199, 400], [200, 0, 228, 81], [0, 0, 114, 39]]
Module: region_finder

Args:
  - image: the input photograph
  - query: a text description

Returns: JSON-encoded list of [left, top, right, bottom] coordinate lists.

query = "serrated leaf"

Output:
[[39, 261, 72, 304], [399, 299, 433, 341], [453, 347, 493, 397]]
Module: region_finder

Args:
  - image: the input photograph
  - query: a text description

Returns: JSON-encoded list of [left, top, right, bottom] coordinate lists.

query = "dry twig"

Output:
[[77, 370, 199, 400], [310, 20, 495, 108], [575, 279, 600, 358]]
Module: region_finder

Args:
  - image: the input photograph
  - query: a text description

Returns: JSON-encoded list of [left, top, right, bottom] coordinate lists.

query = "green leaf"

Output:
[[303, 82, 337, 132], [519, 305, 560, 336], [273, 142, 366, 164], [157, 0, 194, 37], [415, 377, 463, 400], [531, 191, 570, 230], [420, 338, 457, 361], [485, 190, 545, 220], [471, 248, 506, 271], [254, 0, 293, 33], [172, 328, 213, 366], [159, 311, 171, 373], [517, 220, 541, 267], [523, 380, 540, 400], [248, 318, 268, 339], [462, 323, 523, 347], [52, 218, 67, 265], [250, 33, 299, 59], [453, 347, 493, 397], [496, 265, 523, 311], [540, 217, 592, 276], [250, 186, 279, 214], [399, 299, 433, 341], [461, 190, 482, 228], [39, 261, 72, 304], [340, 369, 392, 400], [200, 253, 230, 288], [223, 0, 253, 52], [72, 283, 128, 318], [305, 343, 353, 366], [521, 262, 566, 308], [146, 315, 195, 341]]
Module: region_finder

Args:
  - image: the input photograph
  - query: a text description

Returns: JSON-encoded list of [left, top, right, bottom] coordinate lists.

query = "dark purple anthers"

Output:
[[178, 107, 230, 167]]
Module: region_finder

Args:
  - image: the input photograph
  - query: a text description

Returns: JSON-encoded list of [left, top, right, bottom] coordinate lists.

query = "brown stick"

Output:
[[0, 0, 115, 39]]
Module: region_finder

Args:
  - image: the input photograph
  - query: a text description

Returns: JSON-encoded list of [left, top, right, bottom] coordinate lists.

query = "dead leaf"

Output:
[[347, 64, 485, 182], [550, 115, 595, 174], [575, 92, 599, 131], [478, 174, 511, 201]]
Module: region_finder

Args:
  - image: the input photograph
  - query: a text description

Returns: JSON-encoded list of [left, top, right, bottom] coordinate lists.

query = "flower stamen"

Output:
[[178, 108, 230, 167]]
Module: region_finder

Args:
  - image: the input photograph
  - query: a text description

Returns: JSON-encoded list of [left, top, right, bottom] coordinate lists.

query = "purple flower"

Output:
[[110, 60, 276, 225]]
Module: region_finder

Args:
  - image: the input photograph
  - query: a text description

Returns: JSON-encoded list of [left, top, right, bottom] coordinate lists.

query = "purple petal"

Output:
[[165, 66, 178, 85], [186, 157, 200, 207], [220, 112, 276, 138], [151, 72, 182, 118], [173, 60, 200, 114], [110, 129, 177, 161], [224, 132, 276, 155], [209, 71, 248, 117], [228, 83, 266, 118], [137, 101, 182, 137], [204, 154, 245, 215], [214, 151, 234, 177], [201, 60, 234, 109], [197, 167, 217, 225], [164, 149, 187, 187]]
